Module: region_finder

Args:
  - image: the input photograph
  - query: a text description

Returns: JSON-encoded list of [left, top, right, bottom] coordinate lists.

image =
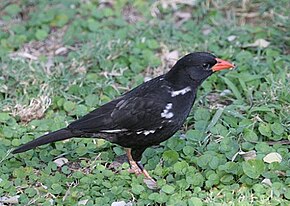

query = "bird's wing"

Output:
[[110, 96, 166, 131], [68, 99, 120, 132], [68, 95, 168, 133]]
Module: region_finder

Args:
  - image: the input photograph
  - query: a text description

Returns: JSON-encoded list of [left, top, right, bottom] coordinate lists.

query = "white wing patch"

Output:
[[100, 129, 127, 133], [171, 86, 191, 97], [161, 103, 174, 119], [136, 130, 155, 136]]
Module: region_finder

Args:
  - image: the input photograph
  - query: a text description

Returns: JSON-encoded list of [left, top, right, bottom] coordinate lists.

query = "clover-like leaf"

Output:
[[242, 159, 265, 179]]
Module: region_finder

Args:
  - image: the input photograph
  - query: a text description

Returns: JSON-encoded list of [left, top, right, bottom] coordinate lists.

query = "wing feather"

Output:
[[68, 77, 169, 134]]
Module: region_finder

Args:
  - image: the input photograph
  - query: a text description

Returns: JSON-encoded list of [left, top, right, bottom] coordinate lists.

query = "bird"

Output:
[[12, 52, 234, 187]]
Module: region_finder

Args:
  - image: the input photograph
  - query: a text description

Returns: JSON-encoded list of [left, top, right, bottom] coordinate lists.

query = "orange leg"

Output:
[[126, 148, 143, 175], [125, 148, 157, 186]]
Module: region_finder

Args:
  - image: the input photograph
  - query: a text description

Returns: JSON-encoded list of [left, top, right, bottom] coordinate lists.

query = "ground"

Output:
[[0, 0, 289, 205]]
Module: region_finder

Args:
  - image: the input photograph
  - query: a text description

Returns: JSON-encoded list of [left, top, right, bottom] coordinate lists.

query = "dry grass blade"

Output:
[[11, 85, 52, 123]]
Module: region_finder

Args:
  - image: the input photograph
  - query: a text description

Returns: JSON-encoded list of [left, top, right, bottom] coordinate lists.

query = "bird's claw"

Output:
[[127, 160, 143, 175], [143, 178, 157, 189]]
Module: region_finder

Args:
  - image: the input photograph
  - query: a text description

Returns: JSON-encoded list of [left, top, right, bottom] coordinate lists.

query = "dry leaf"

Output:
[[263, 152, 282, 163], [53, 157, 69, 167], [165, 50, 179, 67], [227, 35, 237, 42], [10, 52, 38, 60], [175, 11, 191, 19], [0, 195, 20, 204], [261, 178, 272, 186], [78, 199, 89, 205], [9, 84, 52, 123], [220, 89, 231, 96], [175, 11, 191, 26], [55, 47, 68, 55], [143, 178, 158, 190], [239, 150, 257, 161], [202, 26, 212, 36], [244, 39, 270, 48], [111, 201, 133, 206]]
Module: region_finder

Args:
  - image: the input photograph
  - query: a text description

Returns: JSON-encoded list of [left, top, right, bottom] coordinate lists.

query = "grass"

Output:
[[0, 0, 290, 205]]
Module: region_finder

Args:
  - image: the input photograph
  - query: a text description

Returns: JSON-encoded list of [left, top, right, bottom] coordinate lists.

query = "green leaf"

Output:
[[75, 146, 88, 156], [219, 162, 240, 175], [242, 159, 265, 179], [161, 185, 175, 194], [250, 106, 273, 113], [221, 77, 242, 100], [3, 126, 14, 138], [88, 19, 99, 32], [206, 108, 223, 131], [284, 189, 290, 200], [149, 192, 168, 203], [25, 188, 37, 197], [186, 171, 204, 186], [4, 4, 21, 16], [220, 174, 234, 184], [173, 161, 188, 175], [243, 128, 258, 142], [270, 122, 284, 135], [113, 146, 124, 156], [0, 113, 10, 122], [258, 123, 272, 137], [162, 150, 179, 165], [194, 120, 208, 132], [11, 139, 20, 146], [186, 130, 204, 142], [188, 197, 203, 206], [219, 137, 239, 159], [207, 173, 219, 184], [74, 105, 88, 116], [210, 123, 228, 136], [50, 183, 64, 194], [183, 146, 195, 156], [197, 153, 211, 169], [85, 94, 99, 107], [194, 108, 211, 121], [52, 14, 69, 27], [166, 136, 185, 151], [63, 101, 76, 112], [146, 39, 159, 49], [61, 165, 71, 175], [35, 29, 48, 40], [132, 184, 145, 195], [209, 156, 219, 170]]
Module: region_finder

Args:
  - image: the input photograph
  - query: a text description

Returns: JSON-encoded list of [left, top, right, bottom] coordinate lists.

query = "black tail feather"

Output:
[[12, 128, 74, 154]]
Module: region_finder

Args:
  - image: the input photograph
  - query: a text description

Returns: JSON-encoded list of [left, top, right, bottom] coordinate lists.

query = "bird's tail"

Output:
[[12, 128, 74, 154]]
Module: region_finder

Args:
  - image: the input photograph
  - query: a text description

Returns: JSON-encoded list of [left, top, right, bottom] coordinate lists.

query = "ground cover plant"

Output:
[[0, 0, 289, 205]]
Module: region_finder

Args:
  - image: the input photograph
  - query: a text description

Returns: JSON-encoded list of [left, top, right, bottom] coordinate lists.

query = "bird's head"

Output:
[[166, 52, 235, 84]]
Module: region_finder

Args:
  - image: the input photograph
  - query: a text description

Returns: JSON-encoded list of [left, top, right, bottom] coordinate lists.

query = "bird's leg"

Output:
[[125, 148, 156, 184], [136, 161, 156, 184], [125, 148, 142, 175]]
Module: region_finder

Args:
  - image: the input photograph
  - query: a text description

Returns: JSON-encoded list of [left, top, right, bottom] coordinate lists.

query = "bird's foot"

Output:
[[125, 148, 157, 189], [128, 160, 157, 189], [138, 164, 157, 189], [143, 178, 157, 190], [127, 160, 143, 175]]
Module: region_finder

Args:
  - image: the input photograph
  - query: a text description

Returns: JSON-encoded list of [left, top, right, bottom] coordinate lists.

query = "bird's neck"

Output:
[[164, 68, 202, 90]]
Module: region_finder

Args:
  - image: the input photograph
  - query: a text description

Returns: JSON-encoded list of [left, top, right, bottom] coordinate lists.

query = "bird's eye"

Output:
[[202, 63, 210, 70]]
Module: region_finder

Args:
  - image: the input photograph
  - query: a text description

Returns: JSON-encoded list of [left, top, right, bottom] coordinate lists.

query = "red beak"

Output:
[[212, 58, 235, 71]]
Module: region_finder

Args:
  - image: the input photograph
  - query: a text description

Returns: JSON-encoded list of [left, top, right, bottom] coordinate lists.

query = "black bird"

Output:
[[12, 52, 234, 185]]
